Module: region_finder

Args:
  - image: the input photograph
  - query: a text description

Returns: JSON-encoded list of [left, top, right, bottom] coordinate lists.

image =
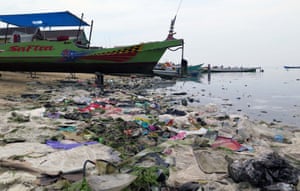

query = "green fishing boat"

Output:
[[0, 11, 184, 75]]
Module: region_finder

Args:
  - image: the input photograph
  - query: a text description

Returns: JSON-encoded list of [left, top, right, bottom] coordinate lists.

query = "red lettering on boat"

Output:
[[9, 45, 53, 52]]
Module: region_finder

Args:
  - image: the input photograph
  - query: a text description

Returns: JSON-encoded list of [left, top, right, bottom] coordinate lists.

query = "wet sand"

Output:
[[0, 72, 95, 97]]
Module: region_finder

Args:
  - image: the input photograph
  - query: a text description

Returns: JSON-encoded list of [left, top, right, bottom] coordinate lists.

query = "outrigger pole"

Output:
[[76, 13, 84, 42], [88, 20, 93, 48], [4, 23, 9, 44]]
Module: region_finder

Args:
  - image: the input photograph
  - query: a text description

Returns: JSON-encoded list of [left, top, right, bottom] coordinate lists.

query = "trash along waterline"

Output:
[[155, 67, 300, 127]]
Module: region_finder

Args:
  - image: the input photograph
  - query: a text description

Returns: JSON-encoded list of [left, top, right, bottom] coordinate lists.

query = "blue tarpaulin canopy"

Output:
[[0, 11, 89, 27]]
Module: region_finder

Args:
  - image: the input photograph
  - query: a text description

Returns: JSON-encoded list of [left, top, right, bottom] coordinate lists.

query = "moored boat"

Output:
[[201, 65, 262, 73], [0, 11, 184, 75], [153, 62, 203, 78], [153, 61, 180, 78], [284, 66, 300, 69], [187, 63, 204, 76]]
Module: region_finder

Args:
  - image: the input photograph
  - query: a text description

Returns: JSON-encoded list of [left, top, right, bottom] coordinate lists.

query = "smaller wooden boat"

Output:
[[153, 62, 203, 78], [152, 61, 180, 78]]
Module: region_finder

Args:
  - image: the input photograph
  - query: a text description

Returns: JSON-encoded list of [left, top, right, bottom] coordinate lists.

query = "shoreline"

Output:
[[157, 70, 300, 128]]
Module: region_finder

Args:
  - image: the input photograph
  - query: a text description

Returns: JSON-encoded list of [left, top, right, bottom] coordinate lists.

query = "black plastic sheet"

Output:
[[228, 152, 299, 190]]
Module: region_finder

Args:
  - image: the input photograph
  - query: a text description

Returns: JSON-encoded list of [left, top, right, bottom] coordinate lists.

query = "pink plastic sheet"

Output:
[[211, 136, 245, 151]]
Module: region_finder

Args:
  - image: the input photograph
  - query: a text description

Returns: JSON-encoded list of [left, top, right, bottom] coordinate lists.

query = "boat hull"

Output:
[[0, 39, 183, 74], [0, 62, 157, 74], [153, 69, 179, 77], [284, 66, 300, 69], [202, 67, 258, 73]]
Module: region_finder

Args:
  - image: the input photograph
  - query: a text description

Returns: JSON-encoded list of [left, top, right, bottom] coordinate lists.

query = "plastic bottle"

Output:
[[274, 128, 284, 143], [274, 134, 284, 143]]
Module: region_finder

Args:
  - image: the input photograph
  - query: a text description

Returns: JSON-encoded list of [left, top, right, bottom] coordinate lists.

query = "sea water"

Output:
[[153, 66, 300, 127]]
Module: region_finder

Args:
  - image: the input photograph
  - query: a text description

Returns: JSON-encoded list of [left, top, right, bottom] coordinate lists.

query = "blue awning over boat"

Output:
[[0, 11, 89, 27]]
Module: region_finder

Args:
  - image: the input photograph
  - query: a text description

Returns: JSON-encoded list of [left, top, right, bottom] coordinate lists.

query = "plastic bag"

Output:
[[228, 152, 299, 189]]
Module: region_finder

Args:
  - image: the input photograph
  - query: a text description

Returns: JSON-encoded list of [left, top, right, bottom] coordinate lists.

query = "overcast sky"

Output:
[[1, 0, 299, 68]]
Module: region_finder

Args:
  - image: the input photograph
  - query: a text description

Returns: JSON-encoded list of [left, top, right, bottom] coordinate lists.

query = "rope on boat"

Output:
[[175, 0, 183, 16]]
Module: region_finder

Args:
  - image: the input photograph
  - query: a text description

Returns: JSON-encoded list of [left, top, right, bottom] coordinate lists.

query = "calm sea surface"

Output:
[[153, 66, 300, 127]]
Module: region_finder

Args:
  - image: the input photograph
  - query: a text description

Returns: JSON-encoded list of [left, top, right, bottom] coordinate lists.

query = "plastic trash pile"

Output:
[[0, 75, 299, 191]]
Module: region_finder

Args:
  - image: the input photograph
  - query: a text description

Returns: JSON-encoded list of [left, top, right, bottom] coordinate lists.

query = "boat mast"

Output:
[[166, 0, 182, 40], [166, 16, 176, 40], [166, 0, 187, 76]]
